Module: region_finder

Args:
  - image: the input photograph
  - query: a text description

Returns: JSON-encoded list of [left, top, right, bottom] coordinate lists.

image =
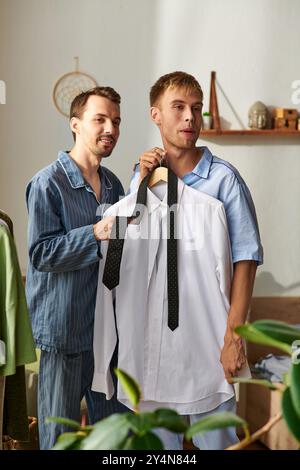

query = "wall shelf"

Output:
[[203, 72, 300, 138], [200, 129, 300, 137]]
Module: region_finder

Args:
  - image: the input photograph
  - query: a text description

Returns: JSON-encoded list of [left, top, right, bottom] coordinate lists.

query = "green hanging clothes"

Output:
[[0, 223, 36, 376], [0, 210, 14, 239]]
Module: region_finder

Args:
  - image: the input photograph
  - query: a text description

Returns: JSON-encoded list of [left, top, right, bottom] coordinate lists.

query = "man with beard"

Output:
[[26, 87, 127, 449]]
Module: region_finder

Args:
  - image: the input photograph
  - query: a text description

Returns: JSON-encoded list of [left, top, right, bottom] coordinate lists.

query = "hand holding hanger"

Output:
[[138, 147, 167, 181]]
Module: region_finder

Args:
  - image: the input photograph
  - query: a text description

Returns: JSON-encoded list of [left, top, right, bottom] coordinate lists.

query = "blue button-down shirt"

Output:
[[26, 151, 124, 353], [129, 146, 263, 265]]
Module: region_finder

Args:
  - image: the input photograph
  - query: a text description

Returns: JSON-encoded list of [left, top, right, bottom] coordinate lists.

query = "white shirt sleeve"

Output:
[[211, 204, 233, 303], [92, 240, 117, 399]]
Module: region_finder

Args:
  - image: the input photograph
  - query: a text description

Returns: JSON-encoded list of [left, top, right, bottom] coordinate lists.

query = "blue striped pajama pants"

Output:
[[38, 348, 128, 449]]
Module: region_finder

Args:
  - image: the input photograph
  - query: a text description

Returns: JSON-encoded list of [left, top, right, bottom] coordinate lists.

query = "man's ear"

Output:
[[70, 117, 80, 137], [150, 106, 161, 125]]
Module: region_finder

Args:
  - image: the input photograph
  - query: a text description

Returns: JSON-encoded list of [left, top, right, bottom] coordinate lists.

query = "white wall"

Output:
[[0, 0, 299, 296]]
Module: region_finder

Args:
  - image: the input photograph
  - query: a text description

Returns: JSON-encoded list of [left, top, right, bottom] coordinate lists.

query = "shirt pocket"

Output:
[[125, 223, 142, 240]]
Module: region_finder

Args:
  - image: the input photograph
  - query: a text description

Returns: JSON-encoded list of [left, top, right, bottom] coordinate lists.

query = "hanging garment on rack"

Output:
[[0, 223, 36, 376], [0, 218, 9, 448], [0, 217, 36, 441], [2, 365, 29, 441], [102, 169, 179, 331], [0, 211, 13, 238], [0, 375, 5, 450], [92, 176, 251, 413]]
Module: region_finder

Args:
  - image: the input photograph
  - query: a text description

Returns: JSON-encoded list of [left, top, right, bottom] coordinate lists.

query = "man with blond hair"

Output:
[[127, 71, 263, 449]]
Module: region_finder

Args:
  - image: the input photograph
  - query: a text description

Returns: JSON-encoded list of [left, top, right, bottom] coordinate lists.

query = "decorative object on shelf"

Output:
[[52, 57, 98, 117], [199, 71, 300, 138], [248, 101, 268, 129], [202, 111, 212, 130], [273, 108, 298, 130], [209, 71, 221, 130]]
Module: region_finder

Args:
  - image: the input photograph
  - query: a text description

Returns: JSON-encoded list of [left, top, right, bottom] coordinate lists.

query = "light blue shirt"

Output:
[[128, 146, 263, 265], [26, 151, 124, 353]]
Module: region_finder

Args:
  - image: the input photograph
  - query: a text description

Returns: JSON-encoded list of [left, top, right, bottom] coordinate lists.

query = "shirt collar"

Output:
[[146, 177, 185, 214], [58, 151, 86, 188], [188, 146, 213, 179], [58, 151, 111, 191]]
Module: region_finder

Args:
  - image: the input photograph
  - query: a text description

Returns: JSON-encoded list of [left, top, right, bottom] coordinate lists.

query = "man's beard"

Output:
[[95, 135, 115, 158], [92, 143, 114, 158], [101, 150, 113, 158]]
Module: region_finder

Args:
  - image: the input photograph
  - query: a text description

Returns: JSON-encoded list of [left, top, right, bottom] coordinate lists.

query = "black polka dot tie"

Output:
[[102, 168, 179, 331]]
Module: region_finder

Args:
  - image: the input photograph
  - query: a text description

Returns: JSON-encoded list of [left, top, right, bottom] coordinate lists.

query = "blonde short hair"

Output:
[[150, 71, 203, 106]]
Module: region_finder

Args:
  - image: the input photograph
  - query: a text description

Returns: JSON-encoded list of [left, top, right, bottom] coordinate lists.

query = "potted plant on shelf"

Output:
[[202, 111, 212, 130]]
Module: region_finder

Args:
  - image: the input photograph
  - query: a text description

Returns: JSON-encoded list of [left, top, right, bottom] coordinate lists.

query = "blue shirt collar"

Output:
[[57, 150, 113, 191], [58, 151, 86, 188], [189, 146, 213, 179]]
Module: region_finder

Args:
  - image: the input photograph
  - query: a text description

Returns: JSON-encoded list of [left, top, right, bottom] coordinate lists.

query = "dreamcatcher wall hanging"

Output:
[[52, 57, 98, 117]]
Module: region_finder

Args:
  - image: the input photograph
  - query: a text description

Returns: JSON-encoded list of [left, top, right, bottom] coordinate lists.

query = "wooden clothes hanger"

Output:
[[148, 157, 168, 188]]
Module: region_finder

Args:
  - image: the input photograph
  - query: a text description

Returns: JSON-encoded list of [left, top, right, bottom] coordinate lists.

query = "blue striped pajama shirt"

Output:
[[26, 151, 124, 353], [26, 151, 128, 449]]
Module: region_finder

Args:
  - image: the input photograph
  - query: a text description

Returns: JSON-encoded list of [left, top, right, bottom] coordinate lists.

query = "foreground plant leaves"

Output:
[[290, 362, 300, 419], [281, 387, 300, 443], [115, 368, 141, 410], [153, 409, 188, 433], [185, 412, 247, 441], [123, 432, 164, 450], [233, 377, 278, 390], [127, 409, 187, 435], [80, 413, 131, 450], [52, 432, 81, 450], [46, 416, 81, 429], [235, 324, 291, 355], [252, 320, 300, 345], [126, 412, 157, 434]]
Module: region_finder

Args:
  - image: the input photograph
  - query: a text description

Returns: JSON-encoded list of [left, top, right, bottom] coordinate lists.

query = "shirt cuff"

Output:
[[232, 253, 264, 266], [97, 241, 102, 259]]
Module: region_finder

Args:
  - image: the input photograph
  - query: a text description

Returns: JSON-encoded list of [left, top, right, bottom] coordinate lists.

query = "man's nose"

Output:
[[104, 120, 115, 134], [184, 108, 194, 122]]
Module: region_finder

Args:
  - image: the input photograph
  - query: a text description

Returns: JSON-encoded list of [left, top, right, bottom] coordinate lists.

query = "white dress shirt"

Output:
[[92, 178, 250, 414]]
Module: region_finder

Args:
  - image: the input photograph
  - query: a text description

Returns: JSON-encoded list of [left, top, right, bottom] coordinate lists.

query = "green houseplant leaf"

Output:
[[123, 432, 164, 450], [290, 362, 300, 419], [235, 324, 292, 355], [185, 412, 247, 441], [233, 377, 278, 390], [126, 412, 157, 434], [281, 387, 300, 443], [153, 408, 188, 433], [51, 431, 88, 450], [46, 416, 81, 429], [80, 413, 131, 450], [115, 368, 141, 410], [126, 409, 187, 435], [252, 320, 300, 345]]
